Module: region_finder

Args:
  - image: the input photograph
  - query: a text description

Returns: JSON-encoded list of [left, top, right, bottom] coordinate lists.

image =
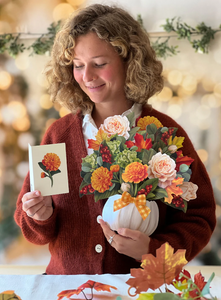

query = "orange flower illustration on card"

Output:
[[39, 153, 61, 187]]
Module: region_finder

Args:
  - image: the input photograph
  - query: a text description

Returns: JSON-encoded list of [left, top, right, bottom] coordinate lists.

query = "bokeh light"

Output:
[[12, 116, 30, 131], [15, 53, 30, 70], [59, 107, 71, 117], [39, 94, 53, 109], [0, 71, 12, 90], [157, 86, 173, 102], [16, 161, 29, 178], [201, 94, 221, 108], [17, 132, 36, 150], [53, 3, 75, 22], [167, 70, 183, 86], [181, 74, 197, 92], [197, 149, 208, 163], [45, 118, 57, 130], [214, 83, 221, 98], [202, 77, 215, 92], [66, 0, 85, 6], [166, 104, 182, 120]]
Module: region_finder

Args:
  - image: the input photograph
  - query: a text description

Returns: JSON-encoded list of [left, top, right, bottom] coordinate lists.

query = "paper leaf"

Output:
[[57, 289, 81, 299], [88, 129, 109, 150], [137, 293, 156, 300], [93, 281, 117, 292], [201, 272, 215, 296], [154, 293, 181, 300], [0, 291, 22, 300], [126, 242, 187, 294], [57, 280, 117, 300], [134, 133, 153, 152], [165, 178, 184, 204], [175, 156, 194, 171]]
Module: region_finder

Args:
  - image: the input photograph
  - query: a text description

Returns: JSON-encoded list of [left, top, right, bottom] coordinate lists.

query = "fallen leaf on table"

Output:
[[57, 280, 117, 300], [0, 290, 22, 300]]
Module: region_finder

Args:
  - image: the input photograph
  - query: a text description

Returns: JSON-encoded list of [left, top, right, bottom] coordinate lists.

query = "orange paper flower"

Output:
[[91, 167, 113, 193], [137, 116, 163, 130], [42, 153, 61, 171], [41, 172, 46, 178], [122, 162, 148, 183], [110, 164, 120, 172]]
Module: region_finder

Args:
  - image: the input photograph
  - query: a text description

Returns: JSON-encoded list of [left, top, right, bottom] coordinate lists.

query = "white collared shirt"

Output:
[[82, 103, 142, 155]]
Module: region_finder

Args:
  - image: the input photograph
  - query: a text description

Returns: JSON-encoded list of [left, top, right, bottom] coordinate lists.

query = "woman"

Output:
[[14, 4, 216, 275]]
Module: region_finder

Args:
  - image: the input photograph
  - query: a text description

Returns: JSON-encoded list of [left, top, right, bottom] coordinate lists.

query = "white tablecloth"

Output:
[[0, 267, 221, 300]]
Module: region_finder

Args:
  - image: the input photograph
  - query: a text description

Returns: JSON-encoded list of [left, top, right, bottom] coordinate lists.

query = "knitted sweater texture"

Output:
[[14, 105, 216, 275]]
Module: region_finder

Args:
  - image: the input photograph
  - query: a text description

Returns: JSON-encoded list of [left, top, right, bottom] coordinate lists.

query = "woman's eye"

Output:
[[74, 65, 84, 69], [95, 63, 107, 67]]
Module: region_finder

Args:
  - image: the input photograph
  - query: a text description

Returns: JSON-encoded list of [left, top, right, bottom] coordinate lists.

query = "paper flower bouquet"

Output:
[[79, 113, 198, 234]]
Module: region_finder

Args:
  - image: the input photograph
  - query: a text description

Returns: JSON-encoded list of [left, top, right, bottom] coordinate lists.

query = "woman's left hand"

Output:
[[99, 219, 150, 260]]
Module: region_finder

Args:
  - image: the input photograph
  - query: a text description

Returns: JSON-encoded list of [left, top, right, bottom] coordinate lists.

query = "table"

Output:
[[0, 265, 220, 299]]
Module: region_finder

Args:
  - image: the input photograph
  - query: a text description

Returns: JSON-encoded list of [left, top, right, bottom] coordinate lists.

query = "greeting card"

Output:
[[29, 143, 69, 196]]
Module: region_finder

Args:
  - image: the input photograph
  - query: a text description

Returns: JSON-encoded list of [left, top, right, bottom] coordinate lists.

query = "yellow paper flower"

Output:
[[137, 116, 163, 130], [91, 166, 113, 193], [122, 162, 148, 183], [42, 153, 61, 171]]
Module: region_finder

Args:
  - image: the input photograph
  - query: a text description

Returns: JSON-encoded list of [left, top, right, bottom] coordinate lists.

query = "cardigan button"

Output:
[[97, 215, 102, 223], [95, 244, 102, 253]]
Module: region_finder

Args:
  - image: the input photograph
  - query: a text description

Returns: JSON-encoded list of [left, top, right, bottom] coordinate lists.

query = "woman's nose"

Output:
[[83, 66, 96, 83]]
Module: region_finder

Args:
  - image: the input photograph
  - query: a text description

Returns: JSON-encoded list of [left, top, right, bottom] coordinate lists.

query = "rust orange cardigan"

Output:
[[14, 106, 216, 274]]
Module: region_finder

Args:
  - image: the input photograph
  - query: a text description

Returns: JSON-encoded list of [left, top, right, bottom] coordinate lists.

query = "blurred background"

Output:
[[0, 0, 221, 266]]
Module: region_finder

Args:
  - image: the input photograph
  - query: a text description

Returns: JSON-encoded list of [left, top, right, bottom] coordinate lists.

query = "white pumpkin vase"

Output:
[[102, 194, 159, 236]]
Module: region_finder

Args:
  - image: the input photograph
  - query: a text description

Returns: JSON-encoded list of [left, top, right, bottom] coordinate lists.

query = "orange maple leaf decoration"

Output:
[[126, 242, 188, 295], [88, 129, 110, 150], [125, 133, 152, 152], [165, 177, 184, 204], [57, 280, 117, 300]]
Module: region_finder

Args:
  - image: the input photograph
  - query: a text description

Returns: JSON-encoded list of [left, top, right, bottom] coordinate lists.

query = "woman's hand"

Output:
[[22, 190, 53, 221], [99, 219, 150, 260]]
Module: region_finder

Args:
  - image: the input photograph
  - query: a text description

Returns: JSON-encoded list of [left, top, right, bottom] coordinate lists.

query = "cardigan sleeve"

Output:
[[14, 173, 59, 245], [14, 121, 62, 245], [148, 109, 216, 261]]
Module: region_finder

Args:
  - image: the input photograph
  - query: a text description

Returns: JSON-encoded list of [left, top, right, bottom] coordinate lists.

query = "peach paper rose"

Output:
[[148, 152, 176, 188], [180, 181, 198, 201], [100, 115, 130, 139]]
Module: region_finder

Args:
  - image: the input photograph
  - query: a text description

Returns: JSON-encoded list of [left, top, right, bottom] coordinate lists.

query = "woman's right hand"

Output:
[[22, 190, 53, 221]]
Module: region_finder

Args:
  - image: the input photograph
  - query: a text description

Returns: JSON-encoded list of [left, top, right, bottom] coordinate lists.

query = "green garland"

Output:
[[0, 17, 220, 59]]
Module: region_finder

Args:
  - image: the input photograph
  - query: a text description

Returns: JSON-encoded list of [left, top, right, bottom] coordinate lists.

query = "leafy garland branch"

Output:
[[0, 17, 220, 59], [0, 21, 61, 58], [159, 17, 221, 57]]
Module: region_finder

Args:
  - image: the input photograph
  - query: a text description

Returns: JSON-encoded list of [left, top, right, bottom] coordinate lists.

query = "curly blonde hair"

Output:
[[46, 4, 163, 114]]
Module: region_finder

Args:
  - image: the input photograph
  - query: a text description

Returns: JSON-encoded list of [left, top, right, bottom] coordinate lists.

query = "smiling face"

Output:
[[73, 32, 127, 108]]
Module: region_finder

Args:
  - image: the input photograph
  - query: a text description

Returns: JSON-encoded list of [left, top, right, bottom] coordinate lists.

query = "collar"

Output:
[[82, 103, 143, 129]]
